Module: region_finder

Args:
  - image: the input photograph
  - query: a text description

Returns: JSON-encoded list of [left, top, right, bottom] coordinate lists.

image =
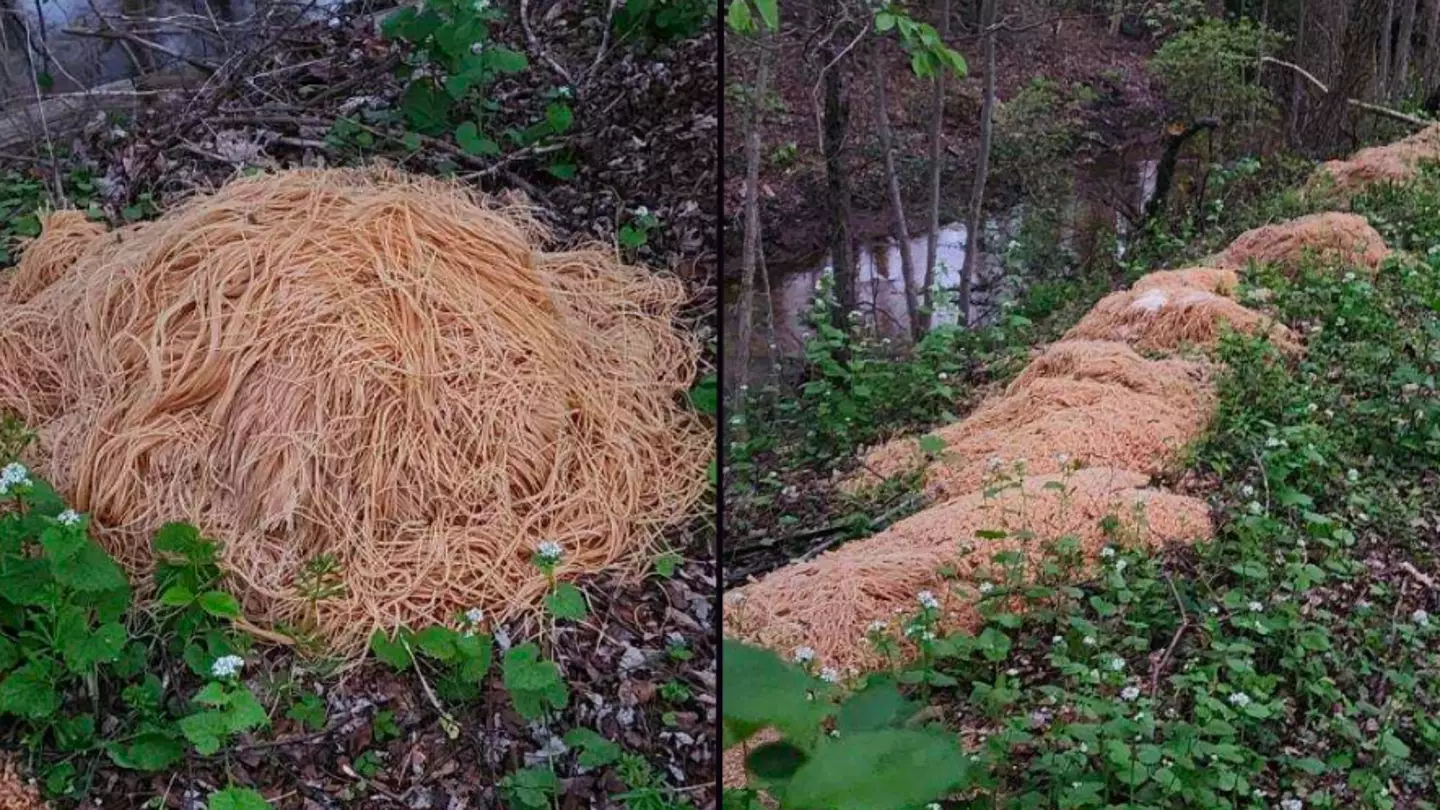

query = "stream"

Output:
[[726, 155, 1163, 383]]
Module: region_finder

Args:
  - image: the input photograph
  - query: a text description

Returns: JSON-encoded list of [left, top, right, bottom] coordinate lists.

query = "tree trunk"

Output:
[[734, 14, 773, 411], [961, 0, 998, 326], [1288, 0, 1308, 146], [920, 0, 951, 334], [1142, 117, 1219, 225], [1318, 0, 1387, 151], [1380, 0, 1395, 95], [871, 47, 921, 343], [822, 44, 857, 336], [1395, 0, 1418, 98], [1425, 0, 1440, 88]]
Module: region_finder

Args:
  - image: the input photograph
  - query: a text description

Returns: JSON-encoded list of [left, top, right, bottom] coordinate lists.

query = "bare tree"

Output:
[[1425, 0, 1440, 88], [959, 0, 997, 325], [1394, 0, 1418, 98], [1379, 0, 1395, 95], [871, 44, 921, 342], [919, 0, 950, 334], [732, 5, 774, 412], [1288, 0, 1308, 144], [822, 38, 858, 335]]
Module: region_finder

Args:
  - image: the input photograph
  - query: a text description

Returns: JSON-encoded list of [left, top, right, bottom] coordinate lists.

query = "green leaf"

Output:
[[194, 682, 231, 707], [286, 693, 327, 731], [837, 678, 915, 733], [415, 625, 459, 661], [503, 643, 569, 719], [226, 687, 270, 732], [39, 524, 86, 563], [152, 521, 203, 558], [546, 582, 589, 620], [208, 787, 274, 810], [198, 590, 242, 619], [482, 47, 529, 74], [401, 131, 423, 152], [400, 81, 453, 135], [785, 730, 971, 810], [653, 551, 682, 578], [51, 540, 129, 592], [917, 435, 946, 455], [747, 740, 808, 781], [1381, 732, 1411, 759], [160, 584, 196, 606], [0, 662, 60, 719], [454, 633, 493, 682], [755, 0, 779, 30], [545, 162, 577, 180], [875, 11, 896, 31], [455, 121, 500, 157], [725, 0, 753, 32], [545, 103, 574, 135], [721, 640, 826, 748], [370, 630, 413, 671], [180, 710, 231, 755], [62, 621, 127, 671], [0, 637, 17, 672], [106, 732, 185, 771], [689, 375, 718, 417], [562, 727, 621, 768]]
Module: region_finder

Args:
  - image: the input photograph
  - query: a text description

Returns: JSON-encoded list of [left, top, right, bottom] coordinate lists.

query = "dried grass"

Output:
[[1062, 286, 1300, 354], [1308, 123, 1440, 200], [725, 468, 1212, 673], [1211, 212, 1390, 275], [0, 168, 709, 654], [1130, 266, 1239, 297]]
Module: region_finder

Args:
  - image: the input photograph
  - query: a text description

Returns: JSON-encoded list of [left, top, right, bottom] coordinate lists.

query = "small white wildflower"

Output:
[[1209, 606, 1219, 614], [1347, 468, 1359, 483], [56, 509, 82, 527], [210, 655, 244, 679], [1265, 437, 1282, 448], [976, 582, 994, 595], [922, 631, 936, 642], [1078, 743, 1088, 753], [1413, 609, 1430, 626], [1121, 686, 1141, 701], [1052, 635, 1064, 645], [470, 41, 485, 54], [1242, 484, 1255, 497], [1344, 272, 1356, 282], [819, 667, 840, 683], [1109, 658, 1125, 672], [1082, 635, 1096, 646], [1281, 798, 1303, 810], [1100, 546, 1115, 558], [1006, 668, 1020, 676], [1248, 601, 1263, 613], [1306, 403, 1318, 413], [937, 372, 948, 381], [634, 206, 650, 218], [793, 646, 815, 664], [464, 607, 484, 624], [1053, 452, 1070, 465], [1248, 501, 1264, 514], [1228, 691, 1251, 707], [866, 620, 888, 634], [556, 85, 573, 98], [667, 632, 686, 647], [535, 541, 563, 562], [918, 590, 940, 609], [0, 462, 30, 496], [927, 804, 942, 810]]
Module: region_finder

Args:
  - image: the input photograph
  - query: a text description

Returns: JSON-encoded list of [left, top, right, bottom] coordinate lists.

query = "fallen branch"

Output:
[[62, 26, 219, 74], [1401, 561, 1439, 590], [1261, 56, 1432, 129]]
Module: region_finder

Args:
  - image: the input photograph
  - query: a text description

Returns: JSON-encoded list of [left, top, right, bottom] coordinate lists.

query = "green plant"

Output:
[[613, 0, 715, 45], [619, 207, 660, 252], [207, 786, 274, 810], [369, 621, 493, 703], [372, 709, 401, 742], [285, 692, 327, 731], [502, 642, 568, 719], [659, 678, 691, 703], [501, 764, 558, 809], [1149, 18, 1285, 145], [564, 726, 622, 768]]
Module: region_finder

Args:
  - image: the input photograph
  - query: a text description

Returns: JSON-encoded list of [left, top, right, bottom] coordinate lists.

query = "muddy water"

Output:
[[727, 157, 1162, 382]]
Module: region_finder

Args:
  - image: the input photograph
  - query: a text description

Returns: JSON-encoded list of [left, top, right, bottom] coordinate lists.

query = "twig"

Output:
[[62, 26, 220, 74], [18, 18, 65, 209], [1149, 617, 1191, 697], [303, 51, 401, 107], [519, 0, 574, 86], [400, 639, 460, 739], [1261, 56, 1431, 129], [584, 0, 621, 84], [1400, 561, 1439, 590]]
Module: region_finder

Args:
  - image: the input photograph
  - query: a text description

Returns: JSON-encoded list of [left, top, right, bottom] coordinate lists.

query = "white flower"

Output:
[[634, 206, 650, 218], [210, 655, 244, 679], [793, 646, 815, 663], [1208, 606, 1219, 614], [0, 462, 30, 496], [1265, 437, 1281, 448], [56, 509, 82, 527], [535, 541, 563, 562], [1242, 485, 1255, 497], [1247, 501, 1263, 514], [922, 631, 936, 642], [1005, 668, 1019, 676], [1248, 601, 1263, 613], [918, 590, 940, 609], [470, 41, 485, 54], [1052, 452, 1070, 465], [1051, 635, 1064, 645], [927, 804, 942, 810], [1121, 686, 1141, 701], [1347, 468, 1359, 483], [1228, 691, 1251, 707], [937, 372, 948, 381], [1281, 798, 1303, 810], [1306, 403, 1318, 413], [1344, 272, 1356, 282], [1109, 658, 1125, 672], [1100, 546, 1115, 558], [1413, 609, 1430, 626], [976, 582, 994, 595], [1082, 635, 1096, 646], [464, 608, 484, 625], [819, 667, 839, 683], [866, 620, 888, 634]]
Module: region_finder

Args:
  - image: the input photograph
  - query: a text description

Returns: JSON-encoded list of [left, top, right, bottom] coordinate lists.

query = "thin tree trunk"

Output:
[[1288, 0, 1308, 145], [758, 236, 778, 375], [1380, 0, 1395, 96], [871, 46, 920, 343], [822, 44, 857, 336], [1424, 0, 1440, 88], [960, 0, 998, 326], [920, 0, 951, 334], [734, 14, 772, 411], [1395, 0, 1418, 98]]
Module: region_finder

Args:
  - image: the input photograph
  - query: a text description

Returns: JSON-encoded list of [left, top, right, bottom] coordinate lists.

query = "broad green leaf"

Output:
[[721, 640, 826, 748], [62, 621, 127, 671], [208, 787, 274, 810], [39, 525, 86, 563], [400, 81, 452, 135], [197, 590, 241, 619], [785, 730, 971, 810], [482, 47, 529, 74], [754, 0, 778, 30], [455, 121, 500, 157], [454, 633, 493, 682], [415, 625, 459, 661], [159, 584, 195, 606], [725, 0, 753, 32], [285, 693, 327, 731], [545, 103, 574, 134], [226, 687, 270, 732], [401, 131, 423, 152], [546, 582, 589, 620], [545, 162, 577, 180], [370, 630, 413, 671], [51, 540, 128, 592], [179, 710, 230, 755], [563, 727, 622, 768], [917, 435, 946, 455], [0, 637, 16, 671], [875, 11, 896, 31], [746, 740, 807, 780], [193, 682, 230, 707], [837, 678, 915, 733], [106, 733, 185, 771], [0, 663, 60, 718]]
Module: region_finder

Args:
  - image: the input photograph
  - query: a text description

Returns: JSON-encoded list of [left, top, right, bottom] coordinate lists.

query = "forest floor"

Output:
[[0, 2, 718, 808]]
